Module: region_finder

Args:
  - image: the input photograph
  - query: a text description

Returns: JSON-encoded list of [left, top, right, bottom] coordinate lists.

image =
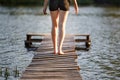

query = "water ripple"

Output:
[[0, 6, 120, 80]]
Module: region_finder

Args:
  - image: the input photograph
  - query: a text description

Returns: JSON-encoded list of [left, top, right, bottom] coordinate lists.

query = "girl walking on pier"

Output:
[[43, 0, 78, 55]]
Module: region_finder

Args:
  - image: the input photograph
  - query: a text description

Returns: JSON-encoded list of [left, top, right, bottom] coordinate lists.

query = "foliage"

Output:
[[0, 0, 44, 6], [77, 0, 94, 5], [0, 0, 119, 6], [95, 0, 120, 6]]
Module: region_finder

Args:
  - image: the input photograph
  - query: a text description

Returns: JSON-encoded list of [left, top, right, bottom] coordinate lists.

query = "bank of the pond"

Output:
[[0, 0, 120, 6]]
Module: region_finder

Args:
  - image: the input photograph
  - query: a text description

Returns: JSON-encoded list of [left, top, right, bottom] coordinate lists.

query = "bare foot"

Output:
[[53, 51, 57, 54], [54, 50, 58, 54], [58, 51, 64, 55], [53, 47, 58, 54]]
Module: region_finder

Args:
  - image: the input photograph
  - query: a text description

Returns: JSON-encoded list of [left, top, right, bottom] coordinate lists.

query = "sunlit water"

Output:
[[0, 6, 120, 80]]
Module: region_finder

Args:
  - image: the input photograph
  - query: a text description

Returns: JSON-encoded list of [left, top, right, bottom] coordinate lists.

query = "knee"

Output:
[[59, 22, 62, 27], [52, 22, 58, 28], [59, 22, 65, 30], [52, 23, 58, 33]]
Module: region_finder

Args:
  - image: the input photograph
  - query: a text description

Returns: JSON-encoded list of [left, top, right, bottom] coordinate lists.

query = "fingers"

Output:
[[43, 9, 47, 15], [75, 10, 78, 15], [75, 9, 79, 15]]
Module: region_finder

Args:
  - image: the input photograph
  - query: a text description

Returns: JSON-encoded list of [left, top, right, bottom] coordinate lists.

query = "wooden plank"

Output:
[[27, 33, 50, 36], [26, 39, 42, 42], [74, 34, 90, 36], [20, 34, 82, 80], [75, 39, 90, 42]]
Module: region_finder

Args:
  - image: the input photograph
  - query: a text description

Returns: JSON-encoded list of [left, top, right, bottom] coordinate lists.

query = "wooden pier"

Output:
[[20, 33, 91, 80]]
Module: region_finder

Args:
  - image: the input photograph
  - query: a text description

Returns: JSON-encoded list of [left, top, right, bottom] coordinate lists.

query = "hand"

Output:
[[75, 8, 79, 15], [73, 0, 79, 15], [43, 8, 47, 15], [43, 0, 48, 15]]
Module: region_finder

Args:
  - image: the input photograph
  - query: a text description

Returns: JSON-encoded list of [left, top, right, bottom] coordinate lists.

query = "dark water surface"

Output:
[[0, 6, 120, 80]]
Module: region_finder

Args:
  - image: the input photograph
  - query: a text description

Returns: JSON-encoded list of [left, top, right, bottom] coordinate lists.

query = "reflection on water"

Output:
[[0, 6, 120, 80]]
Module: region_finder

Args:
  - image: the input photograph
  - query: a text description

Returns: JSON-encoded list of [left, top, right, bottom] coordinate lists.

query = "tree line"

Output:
[[0, 0, 119, 6]]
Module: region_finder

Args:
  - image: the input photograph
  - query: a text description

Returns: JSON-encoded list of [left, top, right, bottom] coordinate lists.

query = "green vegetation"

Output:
[[0, 0, 44, 6], [0, 0, 119, 6], [76, 0, 94, 5], [94, 0, 120, 6]]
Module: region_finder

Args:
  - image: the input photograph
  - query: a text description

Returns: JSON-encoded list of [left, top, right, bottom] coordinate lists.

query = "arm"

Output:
[[73, 0, 79, 15], [43, 0, 48, 15]]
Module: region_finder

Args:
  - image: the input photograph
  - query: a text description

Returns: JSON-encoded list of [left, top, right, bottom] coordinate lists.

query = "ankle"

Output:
[[58, 51, 64, 55], [54, 50, 58, 54]]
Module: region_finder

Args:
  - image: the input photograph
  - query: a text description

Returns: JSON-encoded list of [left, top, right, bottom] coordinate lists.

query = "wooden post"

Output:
[[26, 35, 31, 41], [25, 35, 32, 47], [85, 35, 91, 48]]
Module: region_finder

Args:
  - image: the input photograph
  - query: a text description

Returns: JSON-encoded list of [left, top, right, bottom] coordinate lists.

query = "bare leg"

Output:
[[58, 10, 69, 55], [50, 11, 59, 54]]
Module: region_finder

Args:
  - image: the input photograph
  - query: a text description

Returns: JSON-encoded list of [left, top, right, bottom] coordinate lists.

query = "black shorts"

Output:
[[49, 0, 70, 11]]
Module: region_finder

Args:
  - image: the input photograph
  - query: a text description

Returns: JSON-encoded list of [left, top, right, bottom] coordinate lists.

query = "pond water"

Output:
[[0, 6, 120, 80]]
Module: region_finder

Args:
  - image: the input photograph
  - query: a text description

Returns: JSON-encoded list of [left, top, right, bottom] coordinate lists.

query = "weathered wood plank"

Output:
[[20, 34, 82, 80]]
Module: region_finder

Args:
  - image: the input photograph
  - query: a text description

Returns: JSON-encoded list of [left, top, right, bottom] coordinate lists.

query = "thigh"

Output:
[[50, 11, 59, 27], [59, 10, 69, 25]]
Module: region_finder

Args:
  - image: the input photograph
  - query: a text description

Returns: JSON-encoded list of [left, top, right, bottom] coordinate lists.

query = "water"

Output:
[[0, 6, 120, 80]]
